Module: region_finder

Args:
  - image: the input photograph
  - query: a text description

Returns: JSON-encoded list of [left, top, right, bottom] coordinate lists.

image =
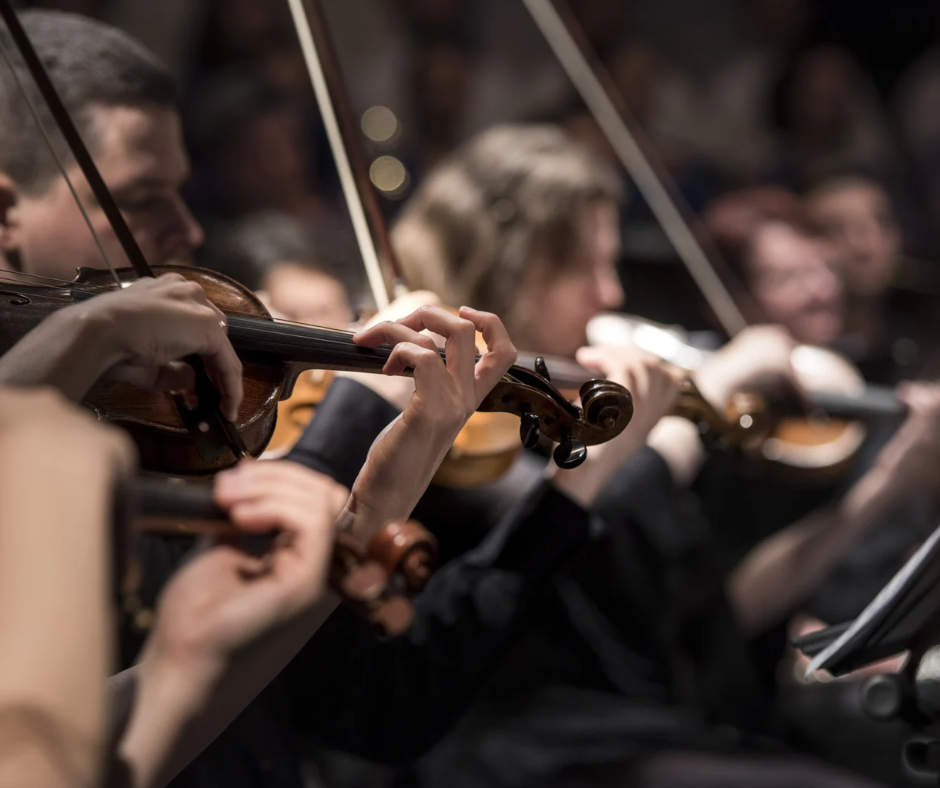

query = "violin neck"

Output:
[[809, 386, 906, 420], [226, 315, 394, 374], [227, 316, 599, 395], [515, 352, 594, 391], [136, 477, 226, 520]]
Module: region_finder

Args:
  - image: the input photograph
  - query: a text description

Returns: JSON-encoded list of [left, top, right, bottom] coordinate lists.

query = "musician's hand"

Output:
[[550, 347, 682, 508], [339, 290, 442, 411], [695, 325, 802, 409], [79, 274, 243, 421], [140, 460, 347, 686], [785, 615, 908, 685], [346, 305, 516, 537]]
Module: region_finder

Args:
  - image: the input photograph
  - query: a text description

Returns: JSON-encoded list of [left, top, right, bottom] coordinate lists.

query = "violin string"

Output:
[[0, 33, 121, 288]]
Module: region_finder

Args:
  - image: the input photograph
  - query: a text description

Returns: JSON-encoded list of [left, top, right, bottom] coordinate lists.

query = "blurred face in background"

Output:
[[807, 180, 901, 298], [413, 42, 471, 145], [745, 221, 844, 346], [787, 47, 857, 146], [262, 264, 352, 329], [608, 42, 659, 127], [519, 199, 624, 357], [216, 105, 310, 216]]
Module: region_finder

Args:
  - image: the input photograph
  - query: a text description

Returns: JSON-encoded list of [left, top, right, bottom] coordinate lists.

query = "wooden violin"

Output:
[[0, 266, 634, 476], [0, 1, 431, 633], [116, 476, 437, 636], [520, 1, 911, 481], [256, 0, 636, 487], [588, 313, 908, 480]]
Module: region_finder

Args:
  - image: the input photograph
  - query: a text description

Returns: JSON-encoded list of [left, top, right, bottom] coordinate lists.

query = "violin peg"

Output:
[[520, 411, 541, 449], [534, 356, 550, 381], [553, 438, 587, 469]]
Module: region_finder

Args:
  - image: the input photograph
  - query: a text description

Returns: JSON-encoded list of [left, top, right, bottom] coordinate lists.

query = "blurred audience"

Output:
[[767, 45, 897, 192], [187, 68, 329, 225], [807, 175, 936, 383]]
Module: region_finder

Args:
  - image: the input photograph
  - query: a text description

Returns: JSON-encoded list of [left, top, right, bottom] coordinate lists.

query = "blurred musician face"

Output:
[[745, 222, 844, 346], [807, 181, 901, 299], [0, 104, 203, 281], [262, 264, 352, 329], [519, 200, 624, 357]]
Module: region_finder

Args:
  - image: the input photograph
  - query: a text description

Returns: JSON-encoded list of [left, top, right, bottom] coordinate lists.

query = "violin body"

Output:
[[588, 313, 902, 483], [264, 369, 334, 459], [79, 266, 285, 473]]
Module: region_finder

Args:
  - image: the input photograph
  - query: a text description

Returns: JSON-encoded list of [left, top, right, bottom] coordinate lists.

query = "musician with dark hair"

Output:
[[0, 11, 667, 788]]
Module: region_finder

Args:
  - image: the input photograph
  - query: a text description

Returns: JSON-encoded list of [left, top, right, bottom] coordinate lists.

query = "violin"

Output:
[[0, 1, 448, 633], [0, 265, 635, 476], [127, 476, 436, 636], [264, 0, 639, 487], [588, 313, 907, 480], [519, 1, 911, 482]]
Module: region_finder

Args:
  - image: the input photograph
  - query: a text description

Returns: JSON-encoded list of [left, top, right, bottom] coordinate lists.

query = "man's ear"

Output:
[[0, 172, 23, 269]]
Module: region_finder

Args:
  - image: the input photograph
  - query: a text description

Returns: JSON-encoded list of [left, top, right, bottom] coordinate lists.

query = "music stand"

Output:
[[793, 523, 940, 782]]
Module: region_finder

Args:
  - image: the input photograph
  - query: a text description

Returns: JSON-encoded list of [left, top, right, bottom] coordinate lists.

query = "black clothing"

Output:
[[416, 448, 778, 788], [122, 378, 591, 787]]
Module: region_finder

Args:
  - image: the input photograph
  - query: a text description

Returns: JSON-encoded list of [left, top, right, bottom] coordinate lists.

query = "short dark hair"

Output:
[[202, 211, 361, 299], [0, 10, 177, 193]]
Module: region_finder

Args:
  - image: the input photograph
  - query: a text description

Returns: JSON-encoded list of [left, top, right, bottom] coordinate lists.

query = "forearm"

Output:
[[340, 416, 456, 543], [112, 602, 333, 788], [0, 441, 115, 783], [727, 469, 897, 635], [0, 307, 121, 400], [0, 707, 94, 788]]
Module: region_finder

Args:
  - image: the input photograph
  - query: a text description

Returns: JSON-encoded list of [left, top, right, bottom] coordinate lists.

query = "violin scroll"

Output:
[[366, 519, 438, 595], [331, 520, 438, 636]]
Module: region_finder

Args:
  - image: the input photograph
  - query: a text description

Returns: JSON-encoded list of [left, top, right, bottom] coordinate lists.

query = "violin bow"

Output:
[[521, 0, 753, 337], [0, 0, 250, 464], [273, 0, 436, 456], [286, 0, 410, 309]]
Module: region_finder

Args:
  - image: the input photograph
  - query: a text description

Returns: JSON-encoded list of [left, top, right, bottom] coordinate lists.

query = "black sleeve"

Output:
[[286, 376, 399, 488], [285, 479, 590, 763], [592, 446, 710, 559]]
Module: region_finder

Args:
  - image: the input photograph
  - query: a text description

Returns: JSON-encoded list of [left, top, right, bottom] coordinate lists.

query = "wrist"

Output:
[[117, 651, 217, 788], [68, 299, 129, 372], [136, 633, 223, 721]]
